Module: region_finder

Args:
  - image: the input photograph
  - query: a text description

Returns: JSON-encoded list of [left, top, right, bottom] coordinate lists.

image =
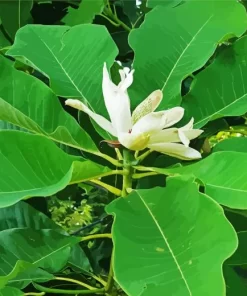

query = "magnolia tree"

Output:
[[0, 0, 247, 295]]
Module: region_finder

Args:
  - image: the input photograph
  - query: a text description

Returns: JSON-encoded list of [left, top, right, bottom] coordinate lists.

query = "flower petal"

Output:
[[178, 130, 190, 147], [118, 132, 150, 151], [161, 107, 185, 128], [149, 128, 179, 144], [180, 118, 194, 130], [118, 68, 135, 91], [183, 129, 204, 140], [132, 90, 163, 124], [148, 142, 202, 160], [103, 63, 132, 134], [65, 99, 117, 136], [131, 112, 165, 134]]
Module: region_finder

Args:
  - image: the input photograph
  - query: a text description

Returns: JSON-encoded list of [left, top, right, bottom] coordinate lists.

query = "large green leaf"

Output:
[[0, 131, 111, 208], [62, 0, 105, 25], [147, 0, 183, 8], [0, 229, 80, 287], [224, 265, 247, 296], [213, 137, 247, 153], [0, 56, 98, 154], [128, 0, 247, 109], [107, 177, 237, 296], [183, 36, 247, 128], [7, 24, 118, 115], [136, 151, 247, 209], [0, 0, 33, 39]]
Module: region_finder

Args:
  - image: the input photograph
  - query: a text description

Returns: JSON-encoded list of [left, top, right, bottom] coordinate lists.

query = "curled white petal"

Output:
[[148, 142, 202, 160], [161, 107, 184, 129], [65, 99, 117, 136], [102, 63, 132, 134], [131, 112, 166, 135]]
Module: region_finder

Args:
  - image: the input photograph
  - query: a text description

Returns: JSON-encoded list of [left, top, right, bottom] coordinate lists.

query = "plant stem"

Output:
[[95, 152, 123, 167], [132, 172, 158, 179], [33, 283, 104, 295], [136, 149, 153, 163], [54, 277, 95, 290], [122, 149, 133, 197], [90, 179, 122, 196], [115, 148, 123, 161], [90, 274, 107, 287], [81, 233, 112, 242], [103, 7, 131, 32], [24, 293, 45, 296], [99, 13, 120, 27], [105, 253, 114, 294]]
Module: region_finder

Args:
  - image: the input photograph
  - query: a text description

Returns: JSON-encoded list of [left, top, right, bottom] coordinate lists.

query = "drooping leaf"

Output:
[[213, 137, 247, 153], [136, 151, 247, 209], [128, 0, 247, 109], [7, 24, 118, 116], [0, 0, 33, 39], [0, 131, 111, 208], [0, 56, 99, 154], [107, 177, 237, 296], [62, 0, 105, 26], [183, 36, 247, 128], [0, 229, 80, 288]]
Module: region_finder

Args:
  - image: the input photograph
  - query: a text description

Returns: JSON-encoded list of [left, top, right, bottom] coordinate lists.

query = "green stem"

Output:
[[95, 152, 123, 167], [104, 7, 131, 32], [54, 277, 95, 290], [136, 150, 153, 163], [122, 149, 133, 197], [105, 253, 114, 294], [24, 293, 45, 296], [90, 179, 122, 196], [99, 13, 120, 27], [132, 172, 158, 179], [81, 233, 112, 242], [33, 283, 104, 295]]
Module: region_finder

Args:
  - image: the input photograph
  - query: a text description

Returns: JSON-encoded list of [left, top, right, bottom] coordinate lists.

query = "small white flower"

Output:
[[65, 63, 203, 160]]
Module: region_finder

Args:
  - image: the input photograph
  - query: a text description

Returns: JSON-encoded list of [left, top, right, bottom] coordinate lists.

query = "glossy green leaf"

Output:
[[137, 151, 247, 209], [0, 201, 59, 231], [0, 56, 98, 154], [129, 0, 247, 109], [7, 24, 118, 115], [0, 229, 80, 287], [107, 177, 237, 296], [147, 0, 183, 8], [213, 137, 247, 153], [0, 0, 33, 39], [0, 286, 23, 296], [227, 231, 247, 266], [0, 131, 111, 208], [62, 0, 105, 25], [183, 36, 247, 128]]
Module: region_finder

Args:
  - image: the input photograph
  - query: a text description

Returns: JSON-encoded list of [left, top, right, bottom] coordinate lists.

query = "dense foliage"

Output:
[[1, 0, 247, 295]]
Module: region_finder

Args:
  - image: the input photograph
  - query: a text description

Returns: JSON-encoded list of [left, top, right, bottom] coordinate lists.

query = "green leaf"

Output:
[[147, 0, 183, 8], [227, 231, 247, 266], [0, 229, 80, 286], [0, 201, 59, 231], [0, 0, 33, 39], [0, 56, 99, 154], [7, 24, 118, 116], [224, 265, 247, 296], [62, 0, 105, 25], [129, 0, 247, 109], [0, 286, 23, 296], [213, 137, 247, 153], [0, 131, 111, 208], [107, 177, 237, 296], [2, 262, 54, 290], [137, 151, 247, 209], [183, 36, 247, 128]]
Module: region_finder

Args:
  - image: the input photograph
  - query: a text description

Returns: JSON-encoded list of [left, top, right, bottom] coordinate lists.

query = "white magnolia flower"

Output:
[[65, 63, 203, 160]]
